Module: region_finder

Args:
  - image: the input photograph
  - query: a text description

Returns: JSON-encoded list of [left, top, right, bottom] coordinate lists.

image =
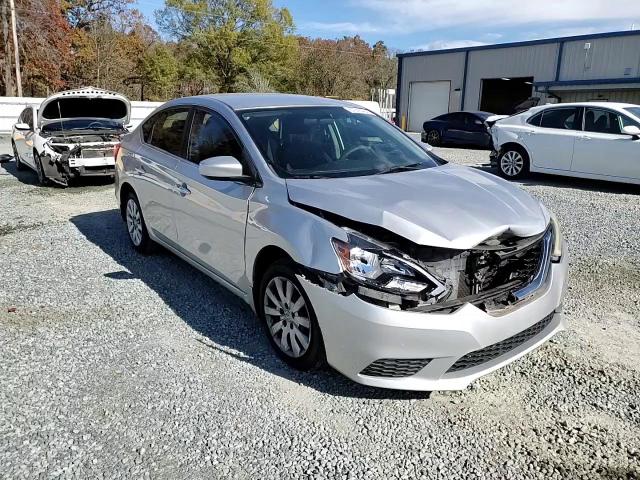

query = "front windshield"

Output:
[[625, 107, 640, 121], [240, 106, 439, 178], [42, 118, 125, 132]]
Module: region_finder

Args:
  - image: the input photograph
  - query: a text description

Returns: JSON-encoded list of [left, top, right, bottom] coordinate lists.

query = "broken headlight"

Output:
[[331, 229, 446, 297]]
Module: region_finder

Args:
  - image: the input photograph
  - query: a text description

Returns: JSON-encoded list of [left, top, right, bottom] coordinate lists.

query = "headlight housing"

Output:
[[331, 229, 447, 297]]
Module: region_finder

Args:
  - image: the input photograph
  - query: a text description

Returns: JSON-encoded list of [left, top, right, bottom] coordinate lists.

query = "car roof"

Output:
[[167, 93, 350, 111], [532, 102, 638, 111]]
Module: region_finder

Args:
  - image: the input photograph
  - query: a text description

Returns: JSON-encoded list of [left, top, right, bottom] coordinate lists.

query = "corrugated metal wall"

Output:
[[399, 52, 466, 123], [559, 36, 640, 81], [398, 32, 640, 126], [558, 89, 640, 104], [464, 43, 559, 110]]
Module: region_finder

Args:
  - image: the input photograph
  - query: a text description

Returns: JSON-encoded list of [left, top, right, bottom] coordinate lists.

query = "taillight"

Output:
[[113, 143, 121, 159]]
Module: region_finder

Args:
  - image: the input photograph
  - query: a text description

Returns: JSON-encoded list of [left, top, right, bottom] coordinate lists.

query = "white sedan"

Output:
[[11, 87, 130, 187], [491, 102, 640, 184]]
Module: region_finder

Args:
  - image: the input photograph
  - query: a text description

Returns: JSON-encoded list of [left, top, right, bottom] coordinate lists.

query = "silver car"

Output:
[[115, 94, 569, 391]]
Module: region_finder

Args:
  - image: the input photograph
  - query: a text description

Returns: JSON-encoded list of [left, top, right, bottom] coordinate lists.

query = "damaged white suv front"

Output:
[[11, 87, 130, 186]]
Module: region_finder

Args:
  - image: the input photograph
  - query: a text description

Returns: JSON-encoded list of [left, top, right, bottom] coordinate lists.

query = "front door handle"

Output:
[[580, 135, 592, 141], [177, 183, 191, 197]]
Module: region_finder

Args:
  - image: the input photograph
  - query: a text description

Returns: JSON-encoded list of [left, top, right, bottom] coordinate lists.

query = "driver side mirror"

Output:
[[14, 123, 30, 131], [198, 156, 246, 179], [622, 125, 640, 139]]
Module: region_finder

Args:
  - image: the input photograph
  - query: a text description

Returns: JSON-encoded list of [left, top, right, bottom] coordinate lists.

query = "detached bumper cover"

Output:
[[299, 242, 569, 391]]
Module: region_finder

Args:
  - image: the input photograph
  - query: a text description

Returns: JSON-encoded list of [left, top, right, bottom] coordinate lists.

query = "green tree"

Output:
[[139, 43, 178, 100], [156, 0, 297, 93]]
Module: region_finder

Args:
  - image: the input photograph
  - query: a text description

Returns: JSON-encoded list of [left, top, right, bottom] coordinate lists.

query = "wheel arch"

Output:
[[499, 141, 531, 162], [251, 246, 295, 309], [119, 181, 136, 219]]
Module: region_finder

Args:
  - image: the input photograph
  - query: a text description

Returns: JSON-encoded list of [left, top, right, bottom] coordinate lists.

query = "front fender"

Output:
[[245, 186, 348, 288]]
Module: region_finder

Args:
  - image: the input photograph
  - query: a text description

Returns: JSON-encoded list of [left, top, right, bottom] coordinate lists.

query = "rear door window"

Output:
[[527, 112, 543, 126], [143, 108, 190, 157], [539, 108, 580, 130]]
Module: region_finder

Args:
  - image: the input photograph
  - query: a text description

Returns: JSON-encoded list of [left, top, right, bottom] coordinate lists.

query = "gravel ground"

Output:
[[1, 150, 639, 479]]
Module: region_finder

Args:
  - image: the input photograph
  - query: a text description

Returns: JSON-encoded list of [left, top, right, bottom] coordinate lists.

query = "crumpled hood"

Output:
[[286, 164, 549, 249]]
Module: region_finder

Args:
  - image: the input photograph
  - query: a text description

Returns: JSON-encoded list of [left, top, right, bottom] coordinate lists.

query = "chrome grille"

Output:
[[447, 312, 555, 373], [360, 358, 432, 378]]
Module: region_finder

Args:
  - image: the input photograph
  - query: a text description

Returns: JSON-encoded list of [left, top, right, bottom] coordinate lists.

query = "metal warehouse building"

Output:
[[396, 30, 640, 132]]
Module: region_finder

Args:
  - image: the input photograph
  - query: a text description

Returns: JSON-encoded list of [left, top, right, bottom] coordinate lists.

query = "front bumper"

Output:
[[300, 242, 569, 391]]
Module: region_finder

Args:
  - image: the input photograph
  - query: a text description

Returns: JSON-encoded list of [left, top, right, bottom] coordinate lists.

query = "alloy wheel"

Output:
[[263, 276, 311, 358], [126, 198, 143, 246], [500, 151, 524, 177], [427, 130, 440, 145]]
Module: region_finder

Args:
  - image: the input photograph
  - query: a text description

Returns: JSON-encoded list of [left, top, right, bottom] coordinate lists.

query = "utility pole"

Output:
[[8, 0, 22, 96]]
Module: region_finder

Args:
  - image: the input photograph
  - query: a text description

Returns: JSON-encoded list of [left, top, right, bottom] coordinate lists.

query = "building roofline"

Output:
[[397, 29, 640, 59]]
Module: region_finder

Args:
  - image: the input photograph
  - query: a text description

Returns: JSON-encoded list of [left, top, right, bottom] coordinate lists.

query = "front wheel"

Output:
[[498, 148, 529, 179], [258, 260, 325, 370], [33, 152, 51, 186]]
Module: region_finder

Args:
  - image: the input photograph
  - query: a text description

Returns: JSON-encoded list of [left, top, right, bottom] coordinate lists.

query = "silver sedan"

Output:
[[114, 94, 568, 391]]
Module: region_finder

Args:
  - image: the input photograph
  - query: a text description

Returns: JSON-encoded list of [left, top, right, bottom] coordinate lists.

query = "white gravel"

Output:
[[1, 152, 639, 479]]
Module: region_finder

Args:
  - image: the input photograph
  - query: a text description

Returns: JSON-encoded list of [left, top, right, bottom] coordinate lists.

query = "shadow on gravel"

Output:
[[471, 164, 640, 195], [1, 158, 114, 189], [71, 208, 430, 401]]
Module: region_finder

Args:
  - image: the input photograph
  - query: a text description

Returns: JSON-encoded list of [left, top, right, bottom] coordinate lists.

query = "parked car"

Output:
[[491, 102, 640, 184], [421, 111, 497, 148], [11, 87, 131, 186], [115, 94, 568, 391]]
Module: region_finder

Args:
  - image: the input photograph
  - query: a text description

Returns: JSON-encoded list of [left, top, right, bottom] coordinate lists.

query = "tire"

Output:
[[33, 151, 51, 186], [124, 192, 153, 254], [12, 142, 24, 171], [426, 130, 441, 146], [258, 260, 326, 370], [498, 147, 530, 180]]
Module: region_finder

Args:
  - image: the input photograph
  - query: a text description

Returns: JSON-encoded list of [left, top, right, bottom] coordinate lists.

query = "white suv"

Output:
[[491, 102, 640, 184]]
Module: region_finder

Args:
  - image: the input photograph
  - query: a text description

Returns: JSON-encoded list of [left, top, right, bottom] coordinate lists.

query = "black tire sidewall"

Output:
[[34, 152, 49, 185], [126, 192, 153, 254], [498, 148, 530, 180], [257, 260, 325, 371]]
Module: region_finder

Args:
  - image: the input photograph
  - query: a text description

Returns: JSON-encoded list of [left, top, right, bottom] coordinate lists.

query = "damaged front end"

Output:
[[298, 205, 562, 315], [40, 133, 122, 186]]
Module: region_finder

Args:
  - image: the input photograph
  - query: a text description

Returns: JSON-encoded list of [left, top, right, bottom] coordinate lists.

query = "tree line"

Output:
[[0, 0, 397, 103]]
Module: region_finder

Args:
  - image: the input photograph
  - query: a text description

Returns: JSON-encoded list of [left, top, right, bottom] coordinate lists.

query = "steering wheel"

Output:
[[88, 121, 105, 128], [340, 145, 370, 161]]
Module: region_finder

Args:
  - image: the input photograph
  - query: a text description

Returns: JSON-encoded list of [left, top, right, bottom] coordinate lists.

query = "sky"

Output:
[[136, 0, 640, 52]]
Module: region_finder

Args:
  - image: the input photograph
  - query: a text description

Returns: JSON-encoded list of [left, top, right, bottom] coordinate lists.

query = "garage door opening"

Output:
[[480, 77, 533, 115]]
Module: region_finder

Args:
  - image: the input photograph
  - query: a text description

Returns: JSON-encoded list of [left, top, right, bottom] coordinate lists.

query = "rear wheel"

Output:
[[426, 130, 441, 146], [498, 147, 529, 180], [258, 260, 325, 370], [125, 192, 153, 254], [12, 142, 24, 171]]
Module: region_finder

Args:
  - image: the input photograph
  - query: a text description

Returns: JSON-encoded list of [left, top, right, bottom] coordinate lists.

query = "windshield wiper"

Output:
[[380, 163, 426, 174]]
